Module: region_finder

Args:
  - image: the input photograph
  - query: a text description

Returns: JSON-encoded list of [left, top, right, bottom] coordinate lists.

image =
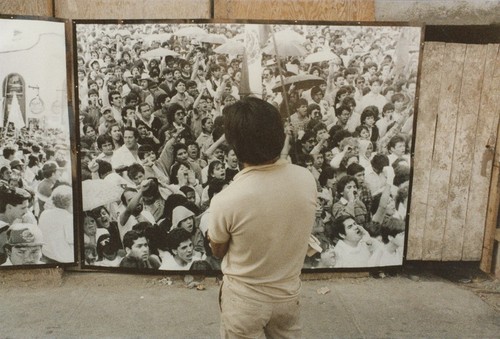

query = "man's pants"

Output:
[[219, 282, 302, 339]]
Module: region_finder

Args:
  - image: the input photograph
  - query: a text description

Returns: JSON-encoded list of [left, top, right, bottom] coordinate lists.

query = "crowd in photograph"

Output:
[[75, 22, 419, 270], [0, 125, 73, 266]]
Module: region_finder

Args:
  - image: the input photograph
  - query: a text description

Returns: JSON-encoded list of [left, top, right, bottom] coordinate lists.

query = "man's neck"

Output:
[[174, 256, 189, 267], [343, 239, 360, 248], [127, 144, 138, 152], [242, 156, 279, 169]]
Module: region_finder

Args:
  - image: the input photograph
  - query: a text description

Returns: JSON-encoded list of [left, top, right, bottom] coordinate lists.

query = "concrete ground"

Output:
[[0, 262, 498, 338]]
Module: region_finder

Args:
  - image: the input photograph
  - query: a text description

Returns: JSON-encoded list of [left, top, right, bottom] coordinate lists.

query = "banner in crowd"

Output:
[[73, 20, 423, 273], [0, 16, 76, 269]]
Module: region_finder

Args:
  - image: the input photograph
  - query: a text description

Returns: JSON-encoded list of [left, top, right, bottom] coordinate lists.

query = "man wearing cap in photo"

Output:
[[2, 223, 44, 266], [98, 105, 121, 136], [0, 185, 31, 265], [36, 161, 61, 216]]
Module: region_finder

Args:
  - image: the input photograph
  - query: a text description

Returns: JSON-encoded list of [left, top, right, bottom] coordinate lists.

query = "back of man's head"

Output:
[[223, 97, 284, 166]]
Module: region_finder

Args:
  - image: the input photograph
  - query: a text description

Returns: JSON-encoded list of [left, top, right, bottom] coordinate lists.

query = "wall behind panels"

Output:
[[1, 0, 499, 265]]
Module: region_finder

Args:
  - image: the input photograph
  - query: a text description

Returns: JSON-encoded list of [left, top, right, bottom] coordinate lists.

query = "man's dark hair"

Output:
[[123, 230, 145, 250], [208, 178, 227, 200], [388, 135, 406, 153], [311, 86, 323, 97], [336, 175, 358, 197], [108, 90, 121, 104], [121, 105, 136, 121], [166, 228, 192, 254], [138, 102, 151, 113], [346, 163, 365, 176], [2, 147, 15, 159], [42, 163, 57, 179], [223, 97, 285, 165], [174, 78, 187, 88], [128, 163, 145, 180], [190, 260, 212, 271], [173, 143, 187, 160], [123, 126, 139, 140], [360, 106, 378, 124], [124, 92, 140, 105], [96, 134, 114, 150], [138, 144, 156, 160], [0, 185, 30, 213], [381, 217, 405, 244], [318, 167, 335, 187], [371, 154, 389, 174], [335, 104, 352, 118], [120, 187, 138, 206], [45, 149, 55, 160], [201, 116, 212, 128], [332, 214, 354, 240], [166, 103, 185, 125], [96, 159, 112, 178]]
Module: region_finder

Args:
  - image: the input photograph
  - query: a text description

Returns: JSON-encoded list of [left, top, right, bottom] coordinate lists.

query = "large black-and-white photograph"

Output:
[[0, 18, 75, 268], [75, 21, 422, 271]]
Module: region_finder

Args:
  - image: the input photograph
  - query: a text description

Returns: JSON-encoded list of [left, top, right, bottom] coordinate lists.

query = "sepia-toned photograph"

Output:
[[74, 21, 422, 271], [0, 17, 75, 268]]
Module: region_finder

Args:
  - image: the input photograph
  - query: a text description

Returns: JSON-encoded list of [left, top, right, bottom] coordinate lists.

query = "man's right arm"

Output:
[[208, 234, 229, 259]]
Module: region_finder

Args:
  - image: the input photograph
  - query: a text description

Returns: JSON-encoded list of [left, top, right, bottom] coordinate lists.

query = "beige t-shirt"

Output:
[[208, 159, 317, 302]]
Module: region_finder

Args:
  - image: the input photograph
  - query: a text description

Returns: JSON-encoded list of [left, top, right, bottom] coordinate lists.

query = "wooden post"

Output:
[[480, 113, 500, 272]]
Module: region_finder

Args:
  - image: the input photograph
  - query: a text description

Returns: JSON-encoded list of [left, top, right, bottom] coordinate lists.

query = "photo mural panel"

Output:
[[74, 21, 422, 271], [0, 17, 75, 268]]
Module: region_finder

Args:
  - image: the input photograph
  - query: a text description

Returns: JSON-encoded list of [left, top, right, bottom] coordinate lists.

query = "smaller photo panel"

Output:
[[0, 17, 75, 269]]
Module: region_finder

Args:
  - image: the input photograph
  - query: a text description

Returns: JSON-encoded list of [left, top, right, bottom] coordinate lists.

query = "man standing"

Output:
[[208, 97, 317, 338]]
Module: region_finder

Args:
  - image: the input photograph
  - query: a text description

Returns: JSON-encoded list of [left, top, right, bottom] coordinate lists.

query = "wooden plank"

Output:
[[480, 45, 500, 271], [214, 0, 375, 21], [421, 43, 466, 261], [406, 42, 445, 260], [0, 0, 53, 17], [441, 44, 487, 260], [465, 44, 500, 261], [55, 0, 211, 19]]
